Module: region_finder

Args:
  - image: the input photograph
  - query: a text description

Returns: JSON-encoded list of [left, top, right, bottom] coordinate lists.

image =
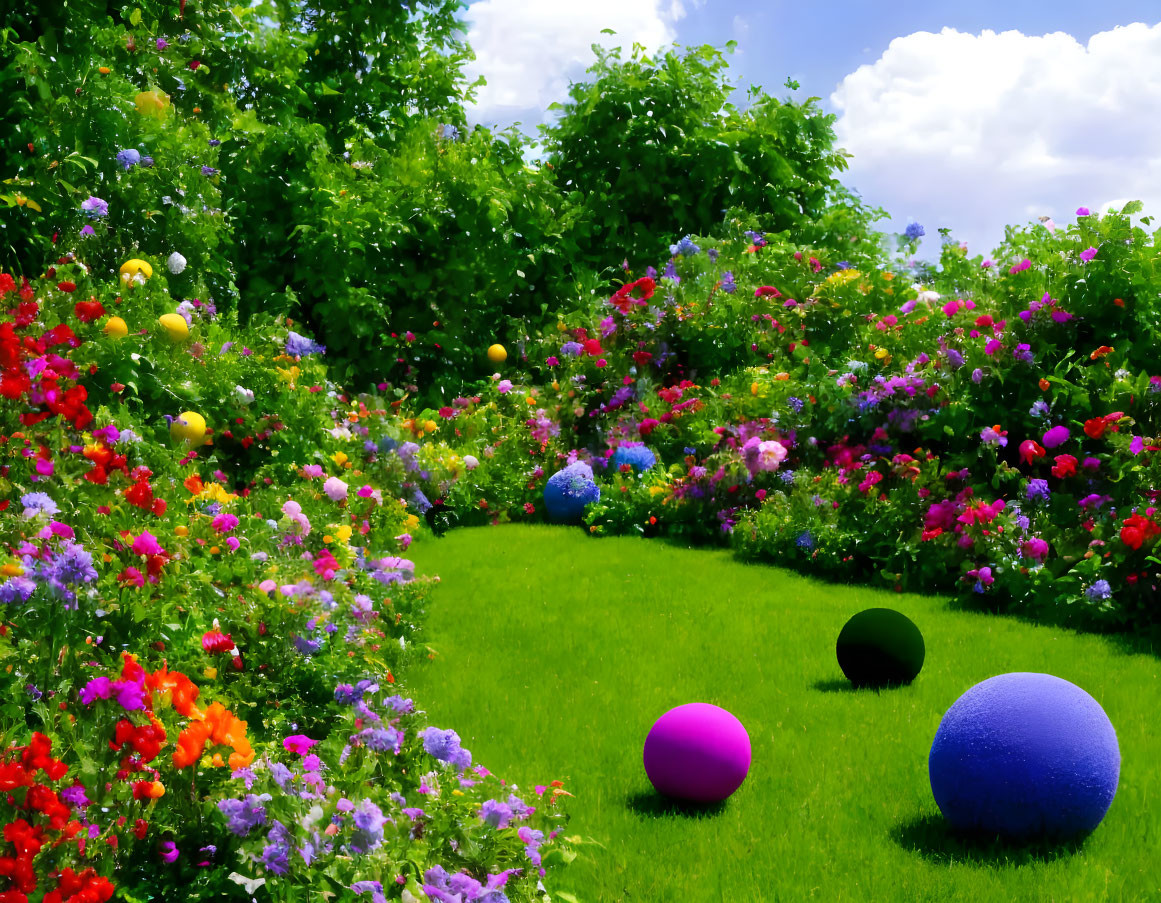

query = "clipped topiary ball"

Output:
[[929, 672, 1120, 839], [611, 443, 656, 473], [543, 462, 600, 524], [643, 703, 751, 803], [836, 608, 924, 688]]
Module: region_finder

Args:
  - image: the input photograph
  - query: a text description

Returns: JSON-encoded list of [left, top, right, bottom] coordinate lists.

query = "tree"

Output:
[[540, 42, 851, 269]]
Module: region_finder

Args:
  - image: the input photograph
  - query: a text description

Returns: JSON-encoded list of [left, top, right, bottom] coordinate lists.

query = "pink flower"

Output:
[[283, 734, 317, 755], [225, 537, 241, 553], [302, 464, 324, 479], [323, 477, 348, 501], [1079, 247, 1097, 263], [941, 300, 961, 318], [497, 379, 513, 394], [211, 512, 239, 533], [1020, 537, 1050, 561], [258, 579, 277, 594], [131, 531, 164, 556], [1009, 258, 1031, 275], [1042, 426, 1071, 448]]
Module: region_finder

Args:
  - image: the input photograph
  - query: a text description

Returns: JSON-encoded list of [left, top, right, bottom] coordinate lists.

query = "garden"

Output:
[[1, 2, 1160, 901]]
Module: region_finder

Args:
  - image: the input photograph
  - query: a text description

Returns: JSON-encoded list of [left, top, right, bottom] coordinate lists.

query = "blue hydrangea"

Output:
[[20, 492, 58, 518], [421, 727, 472, 769], [905, 222, 926, 240], [218, 794, 271, 836], [115, 148, 141, 169], [669, 235, 700, 257], [1085, 580, 1112, 602], [611, 444, 656, 472], [1026, 479, 1051, 501]]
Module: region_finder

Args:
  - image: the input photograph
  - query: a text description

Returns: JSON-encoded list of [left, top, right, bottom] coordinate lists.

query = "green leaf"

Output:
[[129, 7, 142, 26]]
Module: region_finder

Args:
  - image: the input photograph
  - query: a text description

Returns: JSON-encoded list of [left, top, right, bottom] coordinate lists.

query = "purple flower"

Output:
[[352, 881, 387, 903], [201, 165, 219, 177], [1042, 425, 1070, 448], [1079, 247, 1098, 263], [351, 799, 386, 853], [218, 795, 270, 836], [1013, 343, 1034, 364], [157, 37, 169, 50], [720, 271, 736, 294], [61, 784, 90, 809], [1130, 435, 1145, 455], [905, 222, 925, 240], [1076, 206, 1091, 216], [481, 799, 513, 829], [21, 492, 58, 518], [1085, 579, 1112, 601], [1026, 479, 1051, 502], [1078, 493, 1111, 511], [0, 576, 35, 606], [421, 727, 472, 769], [971, 368, 984, 384], [160, 841, 180, 864], [286, 331, 326, 356], [81, 196, 109, 218], [80, 225, 96, 237], [560, 341, 582, 357], [116, 149, 141, 169]]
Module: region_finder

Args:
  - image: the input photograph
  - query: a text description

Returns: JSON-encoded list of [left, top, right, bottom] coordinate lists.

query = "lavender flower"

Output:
[[421, 727, 472, 769], [80, 196, 108, 218], [286, 331, 326, 356], [218, 794, 271, 836]]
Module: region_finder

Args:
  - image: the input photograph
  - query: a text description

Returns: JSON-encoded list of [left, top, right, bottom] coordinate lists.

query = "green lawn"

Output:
[[405, 525, 1161, 902]]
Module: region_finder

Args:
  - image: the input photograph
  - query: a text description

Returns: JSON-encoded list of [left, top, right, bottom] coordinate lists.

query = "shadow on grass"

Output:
[[626, 790, 727, 819], [811, 677, 917, 693], [891, 812, 1090, 866]]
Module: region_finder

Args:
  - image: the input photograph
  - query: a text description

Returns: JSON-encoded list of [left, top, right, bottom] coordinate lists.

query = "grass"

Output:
[[405, 525, 1161, 902]]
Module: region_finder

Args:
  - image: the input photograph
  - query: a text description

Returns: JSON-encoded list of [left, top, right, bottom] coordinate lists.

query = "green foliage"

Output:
[[541, 42, 850, 269]]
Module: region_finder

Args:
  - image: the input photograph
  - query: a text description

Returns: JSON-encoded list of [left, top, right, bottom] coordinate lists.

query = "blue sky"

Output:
[[461, 1, 1161, 259]]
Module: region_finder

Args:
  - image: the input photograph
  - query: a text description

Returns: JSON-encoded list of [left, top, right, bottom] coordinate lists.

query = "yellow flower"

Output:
[[203, 667, 218, 679], [335, 525, 352, 543], [874, 347, 889, 360], [1, 561, 24, 578], [405, 515, 419, 531], [174, 526, 189, 537], [751, 382, 760, 396], [332, 451, 349, 468]]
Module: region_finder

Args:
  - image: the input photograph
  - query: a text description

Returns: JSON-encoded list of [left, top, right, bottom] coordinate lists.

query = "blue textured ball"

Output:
[[929, 673, 1120, 839], [611, 444, 657, 473], [543, 462, 601, 524]]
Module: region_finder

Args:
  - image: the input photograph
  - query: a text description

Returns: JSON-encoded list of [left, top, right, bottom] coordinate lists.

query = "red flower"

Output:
[[582, 338, 603, 356], [1121, 513, 1160, 551], [1050, 454, 1078, 478], [1083, 417, 1107, 439], [73, 299, 105, 322]]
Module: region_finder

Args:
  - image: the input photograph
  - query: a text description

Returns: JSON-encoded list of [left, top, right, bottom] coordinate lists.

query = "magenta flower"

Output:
[[1079, 247, 1098, 263], [212, 512, 239, 534], [1042, 426, 1071, 448], [131, 531, 165, 556], [1009, 258, 1031, 275], [1076, 206, 1091, 216], [284, 734, 318, 755]]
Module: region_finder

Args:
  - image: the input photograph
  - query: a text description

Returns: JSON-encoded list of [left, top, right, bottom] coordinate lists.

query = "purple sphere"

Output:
[[643, 703, 751, 802], [929, 673, 1120, 838]]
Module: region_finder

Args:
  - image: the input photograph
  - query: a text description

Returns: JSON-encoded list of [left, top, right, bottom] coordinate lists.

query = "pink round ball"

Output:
[[643, 703, 751, 802]]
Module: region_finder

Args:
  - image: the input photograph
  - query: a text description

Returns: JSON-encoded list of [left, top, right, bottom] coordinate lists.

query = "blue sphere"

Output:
[[543, 463, 600, 524], [611, 444, 657, 473], [929, 673, 1120, 839]]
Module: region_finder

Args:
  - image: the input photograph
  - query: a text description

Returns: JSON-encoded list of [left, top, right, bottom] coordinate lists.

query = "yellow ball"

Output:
[[120, 258, 153, 285], [487, 343, 507, 363], [134, 90, 170, 117], [170, 411, 207, 448], [158, 313, 189, 342], [104, 316, 128, 339]]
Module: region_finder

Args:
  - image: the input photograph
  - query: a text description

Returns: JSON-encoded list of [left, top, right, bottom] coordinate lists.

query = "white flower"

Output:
[[916, 290, 941, 304], [167, 251, 187, 275], [234, 385, 255, 406], [463, 455, 479, 471]]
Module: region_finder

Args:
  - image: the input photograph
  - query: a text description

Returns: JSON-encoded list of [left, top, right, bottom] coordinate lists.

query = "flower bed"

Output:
[[0, 271, 576, 901]]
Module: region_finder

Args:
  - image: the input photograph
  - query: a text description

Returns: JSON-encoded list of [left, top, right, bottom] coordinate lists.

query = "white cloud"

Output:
[[463, 0, 685, 128], [831, 23, 1161, 257]]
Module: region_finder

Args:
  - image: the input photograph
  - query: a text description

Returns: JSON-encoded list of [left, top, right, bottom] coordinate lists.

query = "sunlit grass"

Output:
[[407, 525, 1161, 902]]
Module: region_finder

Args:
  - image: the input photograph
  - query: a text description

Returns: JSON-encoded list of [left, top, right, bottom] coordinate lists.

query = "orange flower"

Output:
[[173, 720, 210, 768], [1090, 345, 1114, 360], [146, 665, 202, 718], [1038, 378, 1050, 391], [183, 473, 204, 495]]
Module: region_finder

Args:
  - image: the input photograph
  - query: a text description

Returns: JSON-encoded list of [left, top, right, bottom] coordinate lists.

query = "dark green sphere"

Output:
[[836, 608, 925, 688]]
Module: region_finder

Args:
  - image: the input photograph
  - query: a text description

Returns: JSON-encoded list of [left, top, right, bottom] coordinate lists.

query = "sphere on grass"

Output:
[[158, 313, 189, 342], [610, 443, 656, 473], [543, 462, 600, 524], [836, 608, 925, 688], [171, 411, 207, 449], [643, 703, 751, 803], [929, 672, 1120, 839], [487, 343, 507, 363]]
